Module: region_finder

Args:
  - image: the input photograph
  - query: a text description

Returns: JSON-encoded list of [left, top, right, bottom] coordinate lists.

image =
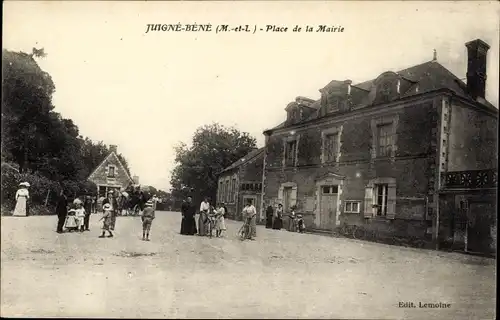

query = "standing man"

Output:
[[83, 196, 92, 231], [180, 196, 197, 235], [102, 191, 118, 230], [56, 189, 68, 233], [198, 196, 210, 236]]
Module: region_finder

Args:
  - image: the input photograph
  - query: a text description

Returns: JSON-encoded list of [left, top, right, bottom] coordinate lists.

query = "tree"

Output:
[[2, 47, 132, 187], [170, 123, 257, 205], [2, 48, 56, 173]]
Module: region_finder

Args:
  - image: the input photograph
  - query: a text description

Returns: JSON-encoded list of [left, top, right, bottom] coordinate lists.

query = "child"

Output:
[[297, 214, 306, 233], [74, 202, 86, 232], [141, 200, 155, 241], [215, 203, 226, 237], [64, 207, 78, 232], [99, 203, 114, 238]]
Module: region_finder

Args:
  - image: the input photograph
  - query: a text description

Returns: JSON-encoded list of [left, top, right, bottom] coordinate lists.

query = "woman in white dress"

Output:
[[215, 203, 226, 237], [13, 182, 30, 217]]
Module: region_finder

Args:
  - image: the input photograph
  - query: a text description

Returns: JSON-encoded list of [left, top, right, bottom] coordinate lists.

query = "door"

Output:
[[467, 201, 495, 254], [319, 185, 338, 230], [283, 187, 293, 213]]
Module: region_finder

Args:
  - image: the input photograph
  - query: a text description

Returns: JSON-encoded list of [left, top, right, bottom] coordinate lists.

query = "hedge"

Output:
[[1, 163, 97, 216]]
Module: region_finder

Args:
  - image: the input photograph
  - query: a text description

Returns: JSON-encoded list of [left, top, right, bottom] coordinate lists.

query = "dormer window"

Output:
[[381, 82, 392, 96], [107, 165, 116, 178], [327, 96, 340, 113]]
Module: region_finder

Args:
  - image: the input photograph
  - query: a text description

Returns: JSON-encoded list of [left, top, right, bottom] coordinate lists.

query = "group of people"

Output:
[[56, 190, 97, 233], [180, 196, 258, 240], [265, 203, 306, 233], [179, 196, 228, 238]]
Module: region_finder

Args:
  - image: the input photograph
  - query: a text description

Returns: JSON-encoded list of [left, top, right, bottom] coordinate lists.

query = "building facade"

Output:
[[262, 39, 497, 253], [216, 148, 265, 221], [87, 145, 135, 197]]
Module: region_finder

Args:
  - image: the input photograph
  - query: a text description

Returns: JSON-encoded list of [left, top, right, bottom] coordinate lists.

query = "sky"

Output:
[[3, 1, 499, 191]]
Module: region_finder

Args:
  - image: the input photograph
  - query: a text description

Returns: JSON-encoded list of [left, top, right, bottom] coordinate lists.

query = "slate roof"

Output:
[[265, 59, 497, 132], [87, 151, 134, 184], [220, 147, 265, 173]]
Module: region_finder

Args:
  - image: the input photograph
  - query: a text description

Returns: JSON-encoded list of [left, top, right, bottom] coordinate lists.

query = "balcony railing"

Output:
[[441, 169, 497, 189]]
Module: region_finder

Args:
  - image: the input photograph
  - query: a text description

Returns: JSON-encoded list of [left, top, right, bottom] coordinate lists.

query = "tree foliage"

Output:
[[170, 123, 257, 206], [1, 48, 131, 213]]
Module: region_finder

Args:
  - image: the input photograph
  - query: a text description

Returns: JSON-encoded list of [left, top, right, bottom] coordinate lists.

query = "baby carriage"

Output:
[[64, 209, 79, 232]]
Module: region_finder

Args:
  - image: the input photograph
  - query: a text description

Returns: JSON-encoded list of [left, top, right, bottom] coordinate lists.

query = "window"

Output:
[[225, 180, 229, 203], [285, 140, 297, 166], [345, 201, 361, 213], [107, 165, 115, 178], [232, 178, 236, 202], [219, 181, 223, 202], [376, 123, 393, 157], [322, 185, 339, 194], [374, 184, 388, 216], [324, 133, 339, 162], [326, 97, 340, 113]]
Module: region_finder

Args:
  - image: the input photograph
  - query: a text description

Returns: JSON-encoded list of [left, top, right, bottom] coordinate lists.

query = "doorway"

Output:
[[466, 200, 495, 255], [319, 185, 338, 230]]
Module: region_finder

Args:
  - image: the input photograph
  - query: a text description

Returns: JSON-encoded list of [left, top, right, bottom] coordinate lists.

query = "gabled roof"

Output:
[[87, 151, 134, 184], [220, 147, 265, 173], [265, 60, 497, 133]]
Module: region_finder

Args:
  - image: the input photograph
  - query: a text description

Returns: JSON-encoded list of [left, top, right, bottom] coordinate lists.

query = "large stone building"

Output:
[[88, 145, 135, 197], [262, 39, 497, 254], [216, 148, 265, 221]]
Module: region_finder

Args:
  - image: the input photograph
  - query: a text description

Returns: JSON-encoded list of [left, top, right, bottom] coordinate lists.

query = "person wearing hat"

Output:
[[102, 190, 118, 230], [297, 214, 306, 233], [13, 182, 30, 217], [141, 200, 156, 241], [99, 203, 114, 238]]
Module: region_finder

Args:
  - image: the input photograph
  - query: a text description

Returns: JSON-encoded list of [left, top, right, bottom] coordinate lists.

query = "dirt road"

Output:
[[1, 212, 495, 319]]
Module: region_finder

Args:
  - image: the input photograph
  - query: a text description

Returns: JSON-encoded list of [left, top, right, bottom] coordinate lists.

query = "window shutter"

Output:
[[363, 187, 373, 218], [290, 187, 298, 207], [278, 186, 284, 203], [386, 186, 396, 220]]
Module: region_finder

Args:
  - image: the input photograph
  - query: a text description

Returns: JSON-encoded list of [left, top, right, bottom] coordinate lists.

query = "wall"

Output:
[[89, 153, 132, 190], [447, 101, 498, 171], [263, 99, 438, 238], [216, 152, 264, 221]]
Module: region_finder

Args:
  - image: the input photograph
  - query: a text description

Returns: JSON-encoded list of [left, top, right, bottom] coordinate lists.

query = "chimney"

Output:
[[109, 145, 117, 153], [344, 80, 352, 95], [133, 175, 140, 184], [465, 39, 490, 99]]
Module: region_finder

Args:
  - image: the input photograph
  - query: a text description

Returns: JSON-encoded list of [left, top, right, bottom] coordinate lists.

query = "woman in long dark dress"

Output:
[[265, 205, 274, 229], [272, 204, 283, 230], [180, 196, 197, 235]]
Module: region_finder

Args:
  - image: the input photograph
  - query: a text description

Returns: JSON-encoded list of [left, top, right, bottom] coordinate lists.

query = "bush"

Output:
[[1, 164, 97, 215]]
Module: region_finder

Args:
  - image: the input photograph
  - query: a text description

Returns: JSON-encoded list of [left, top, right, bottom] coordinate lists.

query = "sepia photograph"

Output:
[[1, 1, 498, 319]]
